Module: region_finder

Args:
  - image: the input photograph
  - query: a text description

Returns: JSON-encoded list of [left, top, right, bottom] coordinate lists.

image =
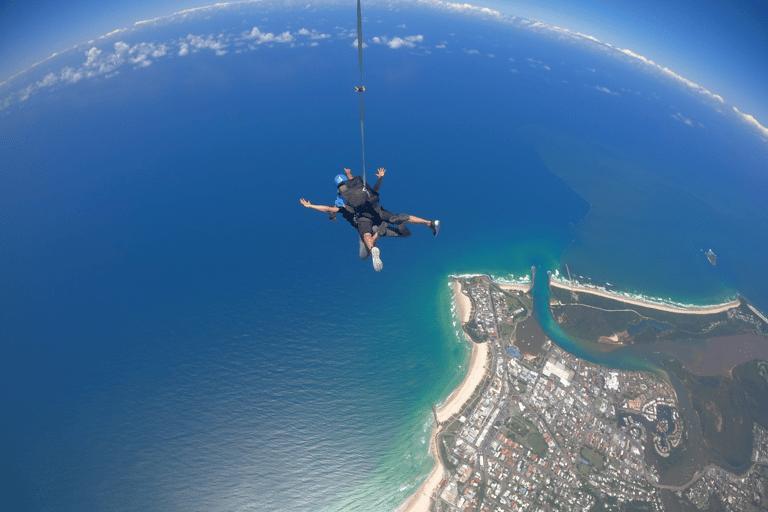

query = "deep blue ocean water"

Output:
[[2, 2, 767, 510]]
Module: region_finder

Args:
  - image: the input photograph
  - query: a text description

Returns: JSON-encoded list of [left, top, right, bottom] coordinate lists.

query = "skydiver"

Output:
[[335, 167, 440, 238], [300, 167, 440, 271], [300, 197, 386, 271]]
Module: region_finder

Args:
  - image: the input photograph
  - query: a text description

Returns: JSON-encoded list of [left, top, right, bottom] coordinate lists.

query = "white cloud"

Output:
[[671, 112, 693, 126], [37, 69, 84, 87], [464, 49, 479, 54], [84, 47, 102, 67], [594, 85, 619, 96], [487, 54, 495, 58], [82, 41, 131, 77], [19, 84, 34, 102], [241, 27, 293, 44], [511, 13, 768, 139], [352, 40, 367, 49], [372, 35, 423, 49], [188, 34, 229, 54], [733, 107, 768, 140], [3, 0, 764, 143], [128, 42, 168, 67], [297, 28, 330, 40]]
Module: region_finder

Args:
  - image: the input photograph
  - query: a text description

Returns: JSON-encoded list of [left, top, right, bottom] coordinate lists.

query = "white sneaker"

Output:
[[371, 247, 383, 271]]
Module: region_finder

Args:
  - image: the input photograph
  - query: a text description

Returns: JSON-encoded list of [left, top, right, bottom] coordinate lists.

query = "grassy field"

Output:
[[580, 446, 605, 471]]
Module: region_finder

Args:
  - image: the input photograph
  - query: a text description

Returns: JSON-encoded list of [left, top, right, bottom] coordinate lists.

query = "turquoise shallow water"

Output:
[[1, 3, 767, 510]]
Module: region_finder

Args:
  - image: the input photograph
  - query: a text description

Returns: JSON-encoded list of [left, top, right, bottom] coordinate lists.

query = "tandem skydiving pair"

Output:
[[299, 167, 439, 271]]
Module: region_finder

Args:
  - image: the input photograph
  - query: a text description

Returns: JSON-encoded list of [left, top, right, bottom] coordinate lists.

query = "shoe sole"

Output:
[[371, 247, 383, 271], [433, 220, 441, 236]]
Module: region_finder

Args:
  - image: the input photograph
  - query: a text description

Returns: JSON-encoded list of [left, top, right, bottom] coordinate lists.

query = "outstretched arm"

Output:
[[300, 198, 340, 213], [373, 167, 386, 192], [343, 168, 354, 180]]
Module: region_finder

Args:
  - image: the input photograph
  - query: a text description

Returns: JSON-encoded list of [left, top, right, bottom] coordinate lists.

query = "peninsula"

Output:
[[399, 272, 768, 512]]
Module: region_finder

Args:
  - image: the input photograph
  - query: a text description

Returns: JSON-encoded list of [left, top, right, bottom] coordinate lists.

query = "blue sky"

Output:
[[2, 0, 767, 123]]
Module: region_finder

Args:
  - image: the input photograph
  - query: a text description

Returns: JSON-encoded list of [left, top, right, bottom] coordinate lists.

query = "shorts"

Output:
[[355, 215, 377, 238]]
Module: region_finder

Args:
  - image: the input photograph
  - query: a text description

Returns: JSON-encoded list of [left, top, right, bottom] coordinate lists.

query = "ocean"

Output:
[[1, 3, 767, 510]]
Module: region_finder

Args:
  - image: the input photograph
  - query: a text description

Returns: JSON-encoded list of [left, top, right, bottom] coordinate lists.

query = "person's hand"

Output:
[[344, 168, 353, 178], [300, 198, 311, 207], [376, 167, 386, 178]]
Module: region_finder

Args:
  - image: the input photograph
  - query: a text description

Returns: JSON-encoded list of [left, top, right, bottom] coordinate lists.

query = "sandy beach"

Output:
[[397, 280, 490, 512], [550, 280, 741, 315], [497, 282, 533, 294]]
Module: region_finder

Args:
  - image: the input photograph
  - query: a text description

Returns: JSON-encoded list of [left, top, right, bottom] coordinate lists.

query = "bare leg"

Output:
[[363, 232, 380, 250], [400, 215, 439, 235], [402, 215, 430, 226], [364, 232, 383, 271]]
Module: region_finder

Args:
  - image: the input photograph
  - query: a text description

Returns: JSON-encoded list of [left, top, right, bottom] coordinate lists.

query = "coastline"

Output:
[[397, 280, 489, 512], [497, 282, 533, 294], [549, 279, 741, 315], [397, 272, 750, 512]]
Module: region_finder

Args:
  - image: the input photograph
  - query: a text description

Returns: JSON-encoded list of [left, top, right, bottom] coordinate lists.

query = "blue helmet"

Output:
[[334, 173, 348, 186], [334, 195, 347, 208]]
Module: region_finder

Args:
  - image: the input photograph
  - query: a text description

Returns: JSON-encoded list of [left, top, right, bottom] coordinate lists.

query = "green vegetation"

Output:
[[733, 359, 768, 430], [494, 283, 534, 312], [526, 431, 548, 456], [623, 390, 641, 400], [463, 320, 488, 343], [502, 417, 548, 456], [625, 500, 654, 512], [579, 484, 619, 512], [500, 322, 516, 338], [499, 289, 526, 314], [668, 359, 754, 467], [506, 417, 530, 437], [549, 285, 762, 345], [444, 417, 462, 435], [440, 435, 458, 471], [608, 458, 620, 470], [580, 446, 605, 471]]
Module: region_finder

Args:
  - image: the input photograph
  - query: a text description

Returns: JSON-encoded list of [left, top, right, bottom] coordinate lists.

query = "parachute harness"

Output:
[[356, 0, 369, 195]]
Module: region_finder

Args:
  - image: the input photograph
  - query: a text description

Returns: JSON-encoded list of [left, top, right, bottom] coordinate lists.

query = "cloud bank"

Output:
[[2, 0, 765, 142]]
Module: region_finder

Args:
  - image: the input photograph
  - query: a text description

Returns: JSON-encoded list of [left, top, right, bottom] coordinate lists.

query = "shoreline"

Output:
[[397, 280, 489, 512], [549, 279, 741, 315], [398, 272, 750, 511]]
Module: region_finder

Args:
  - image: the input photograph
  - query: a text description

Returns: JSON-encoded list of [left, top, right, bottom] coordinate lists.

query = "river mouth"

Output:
[[530, 269, 767, 486]]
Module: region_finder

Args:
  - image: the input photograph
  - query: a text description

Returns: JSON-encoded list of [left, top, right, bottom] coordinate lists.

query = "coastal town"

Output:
[[401, 274, 768, 512]]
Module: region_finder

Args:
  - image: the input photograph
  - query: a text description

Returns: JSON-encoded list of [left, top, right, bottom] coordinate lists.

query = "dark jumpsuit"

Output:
[[343, 176, 410, 238]]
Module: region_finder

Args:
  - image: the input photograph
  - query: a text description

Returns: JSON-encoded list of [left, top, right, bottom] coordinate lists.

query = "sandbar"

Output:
[[397, 280, 490, 512], [550, 280, 740, 315], [497, 282, 533, 294]]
